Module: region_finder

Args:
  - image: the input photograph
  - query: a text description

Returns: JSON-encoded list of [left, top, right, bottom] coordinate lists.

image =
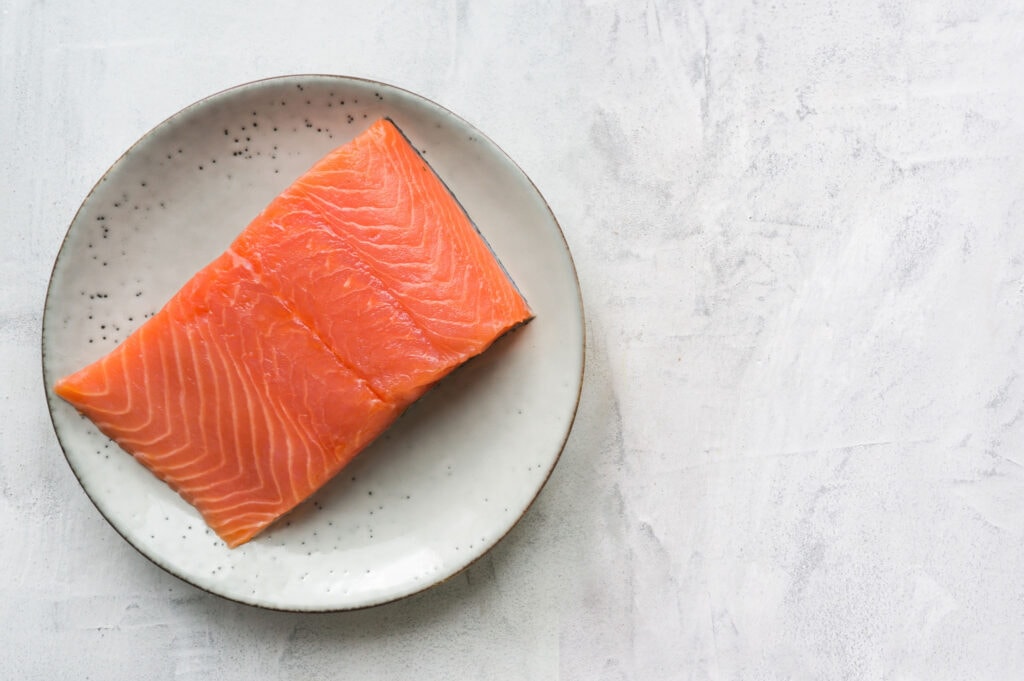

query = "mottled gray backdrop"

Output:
[[3, 1, 1023, 679]]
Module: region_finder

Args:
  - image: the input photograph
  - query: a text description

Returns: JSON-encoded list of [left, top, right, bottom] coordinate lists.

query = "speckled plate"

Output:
[[41, 75, 584, 611]]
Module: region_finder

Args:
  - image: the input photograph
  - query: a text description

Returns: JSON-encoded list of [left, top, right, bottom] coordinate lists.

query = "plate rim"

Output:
[[41, 73, 586, 612]]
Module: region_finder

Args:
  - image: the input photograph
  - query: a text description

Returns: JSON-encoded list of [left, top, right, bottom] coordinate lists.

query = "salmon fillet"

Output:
[[54, 118, 533, 547]]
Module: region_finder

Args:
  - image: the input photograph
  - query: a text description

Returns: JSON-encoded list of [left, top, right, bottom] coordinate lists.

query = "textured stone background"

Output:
[[3, 1, 1024, 678]]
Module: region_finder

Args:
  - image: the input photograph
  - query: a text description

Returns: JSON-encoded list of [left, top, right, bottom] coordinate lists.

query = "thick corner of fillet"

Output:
[[371, 117, 397, 137], [513, 297, 534, 324]]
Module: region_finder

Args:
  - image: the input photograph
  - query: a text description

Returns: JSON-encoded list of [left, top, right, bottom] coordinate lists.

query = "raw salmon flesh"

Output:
[[54, 118, 533, 547]]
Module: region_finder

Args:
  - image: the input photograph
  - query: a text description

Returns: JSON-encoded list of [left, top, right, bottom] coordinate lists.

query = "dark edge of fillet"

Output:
[[383, 116, 536, 322]]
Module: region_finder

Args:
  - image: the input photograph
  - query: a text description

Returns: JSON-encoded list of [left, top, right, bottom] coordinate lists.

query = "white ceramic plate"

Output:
[[42, 75, 584, 611]]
